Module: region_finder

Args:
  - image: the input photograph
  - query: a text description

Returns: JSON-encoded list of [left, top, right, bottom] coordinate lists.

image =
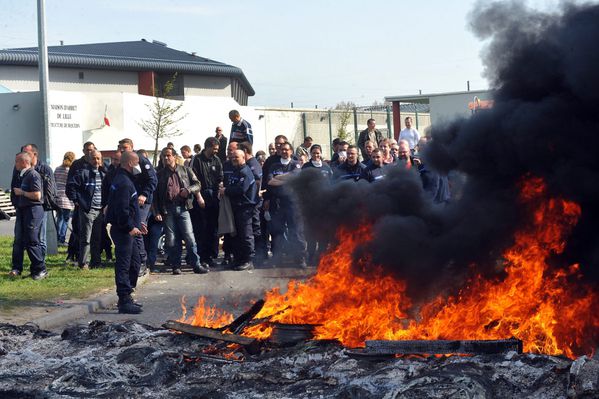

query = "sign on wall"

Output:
[[48, 92, 83, 168], [49, 103, 81, 129]]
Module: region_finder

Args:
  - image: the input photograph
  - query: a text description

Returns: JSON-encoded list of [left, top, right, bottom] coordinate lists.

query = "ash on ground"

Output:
[[0, 321, 597, 398]]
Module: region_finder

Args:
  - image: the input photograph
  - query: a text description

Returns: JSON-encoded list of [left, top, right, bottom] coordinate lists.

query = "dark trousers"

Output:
[[192, 191, 219, 263], [255, 207, 270, 261], [111, 226, 141, 298], [232, 206, 254, 263], [12, 206, 46, 274], [144, 216, 163, 267], [270, 199, 307, 261], [134, 204, 150, 266]]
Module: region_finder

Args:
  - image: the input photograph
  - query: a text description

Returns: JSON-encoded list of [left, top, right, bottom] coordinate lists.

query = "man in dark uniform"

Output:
[[221, 142, 239, 267], [219, 150, 257, 271], [229, 109, 253, 144], [190, 137, 223, 268], [238, 141, 264, 264], [9, 152, 47, 279], [264, 142, 307, 268], [20, 144, 57, 260], [106, 151, 146, 314], [333, 145, 366, 182], [119, 138, 158, 277], [363, 148, 386, 182]]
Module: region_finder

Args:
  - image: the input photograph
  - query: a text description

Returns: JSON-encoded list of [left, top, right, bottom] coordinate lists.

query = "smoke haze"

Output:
[[289, 1, 599, 301]]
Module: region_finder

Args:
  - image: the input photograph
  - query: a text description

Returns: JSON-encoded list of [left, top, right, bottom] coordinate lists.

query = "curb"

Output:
[[29, 272, 150, 331]]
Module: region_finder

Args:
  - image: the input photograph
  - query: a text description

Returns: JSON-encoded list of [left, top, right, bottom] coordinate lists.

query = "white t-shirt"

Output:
[[399, 128, 420, 150]]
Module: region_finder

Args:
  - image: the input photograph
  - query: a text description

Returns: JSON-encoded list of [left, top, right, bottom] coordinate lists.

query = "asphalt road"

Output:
[[64, 264, 314, 330]]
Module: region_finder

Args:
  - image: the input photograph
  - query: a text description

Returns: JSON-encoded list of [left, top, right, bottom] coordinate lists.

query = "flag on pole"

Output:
[[103, 105, 110, 127]]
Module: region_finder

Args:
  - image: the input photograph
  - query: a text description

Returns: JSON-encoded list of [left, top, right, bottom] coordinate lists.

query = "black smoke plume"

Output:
[[288, 1, 599, 301]]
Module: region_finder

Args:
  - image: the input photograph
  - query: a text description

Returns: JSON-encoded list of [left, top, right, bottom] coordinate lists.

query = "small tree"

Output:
[[138, 73, 187, 166], [334, 101, 355, 142]]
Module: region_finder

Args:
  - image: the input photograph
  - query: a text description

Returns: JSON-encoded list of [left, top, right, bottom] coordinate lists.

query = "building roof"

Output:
[[0, 39, 254, 96], [385, 89, 490, 103]]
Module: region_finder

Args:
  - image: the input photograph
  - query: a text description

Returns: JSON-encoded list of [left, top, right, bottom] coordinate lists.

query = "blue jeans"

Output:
[[39, 211, 48, 259], [56, 208, 72, 243], [164, 205, 200, 267]]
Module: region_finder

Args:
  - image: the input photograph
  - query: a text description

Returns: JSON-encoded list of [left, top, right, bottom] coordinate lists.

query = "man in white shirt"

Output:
[[399, 116, 420, 153]]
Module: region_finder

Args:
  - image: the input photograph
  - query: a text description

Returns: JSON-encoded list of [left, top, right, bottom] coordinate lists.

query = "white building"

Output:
[[0, 40, 257, 188]]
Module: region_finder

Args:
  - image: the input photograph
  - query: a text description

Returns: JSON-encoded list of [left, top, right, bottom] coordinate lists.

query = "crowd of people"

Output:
[[9, 111, 449, 314]]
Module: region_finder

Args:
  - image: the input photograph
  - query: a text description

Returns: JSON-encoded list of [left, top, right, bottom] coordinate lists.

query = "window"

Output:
[[78, 72, 84, 80]]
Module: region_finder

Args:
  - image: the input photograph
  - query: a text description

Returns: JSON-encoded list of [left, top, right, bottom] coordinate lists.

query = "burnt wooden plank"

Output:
[[226, 299, 265, 334], [163, 320, 256, 346], [365, 338, 522, 355]]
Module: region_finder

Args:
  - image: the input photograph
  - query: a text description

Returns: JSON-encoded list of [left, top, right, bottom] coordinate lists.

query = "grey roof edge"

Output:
[[0, 50, 255, 96], [385, 89, 491, 103]]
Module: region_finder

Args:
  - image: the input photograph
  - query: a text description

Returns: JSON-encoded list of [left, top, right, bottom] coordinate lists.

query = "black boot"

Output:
[[118, 295, 142, 314]]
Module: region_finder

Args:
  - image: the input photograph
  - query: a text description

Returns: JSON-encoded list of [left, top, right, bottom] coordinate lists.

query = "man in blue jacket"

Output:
[[9, 152, 47, 280], [106, 151, 146, 314], [118, 138, 157, 277], [229, 109, 253, 144], [220, 149, 257, 271], [67, 150, 105, 269]]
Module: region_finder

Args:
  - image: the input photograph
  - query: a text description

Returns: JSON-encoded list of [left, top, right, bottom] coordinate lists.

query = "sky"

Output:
[[0, 0, 577, 108]]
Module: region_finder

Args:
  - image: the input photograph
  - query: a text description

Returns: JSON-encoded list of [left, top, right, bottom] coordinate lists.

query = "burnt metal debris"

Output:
[[1, 320, 598, 398]]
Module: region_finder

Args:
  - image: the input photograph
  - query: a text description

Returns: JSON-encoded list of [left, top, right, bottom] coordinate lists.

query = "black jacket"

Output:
[[154, 165, 202, 215], [106, 168, 140, 233], [191, 150, 223, 193], [333, 161, 366, 182], [66, 163, 106, 213]]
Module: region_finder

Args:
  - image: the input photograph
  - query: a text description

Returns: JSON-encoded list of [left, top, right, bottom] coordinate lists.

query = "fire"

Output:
[[183, 176, 599, 358], [178, 296, 233, 328]]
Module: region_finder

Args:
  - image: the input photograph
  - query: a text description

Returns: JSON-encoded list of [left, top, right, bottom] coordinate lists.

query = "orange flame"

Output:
[[178, 296, 233, 328], [183, 176, 599, 358]]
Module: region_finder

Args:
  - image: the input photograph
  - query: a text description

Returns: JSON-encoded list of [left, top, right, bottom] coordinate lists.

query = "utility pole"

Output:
[[37, 0, 57, 255], [37, 0, 50, 163]]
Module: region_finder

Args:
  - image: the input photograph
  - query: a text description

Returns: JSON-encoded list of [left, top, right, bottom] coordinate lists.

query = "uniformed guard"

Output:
[[264, 142, 307, 268], [238, 141, 263, 264], [106, 151, 146, 314], [219, 150, 257, 271], [9, 152, 47, 279], [118, 138, 158, 277]]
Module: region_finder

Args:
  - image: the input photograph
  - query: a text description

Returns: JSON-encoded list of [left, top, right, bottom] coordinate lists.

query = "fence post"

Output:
[[353, 107, 358, 145], [386, 106, 392, 139], [328, 109, 333, 159], [302, 112, 307, 140], [414, 104, 419, 130]]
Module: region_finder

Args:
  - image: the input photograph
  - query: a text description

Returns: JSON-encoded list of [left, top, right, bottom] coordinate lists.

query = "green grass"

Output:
[[0, 236, 115, 308]]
